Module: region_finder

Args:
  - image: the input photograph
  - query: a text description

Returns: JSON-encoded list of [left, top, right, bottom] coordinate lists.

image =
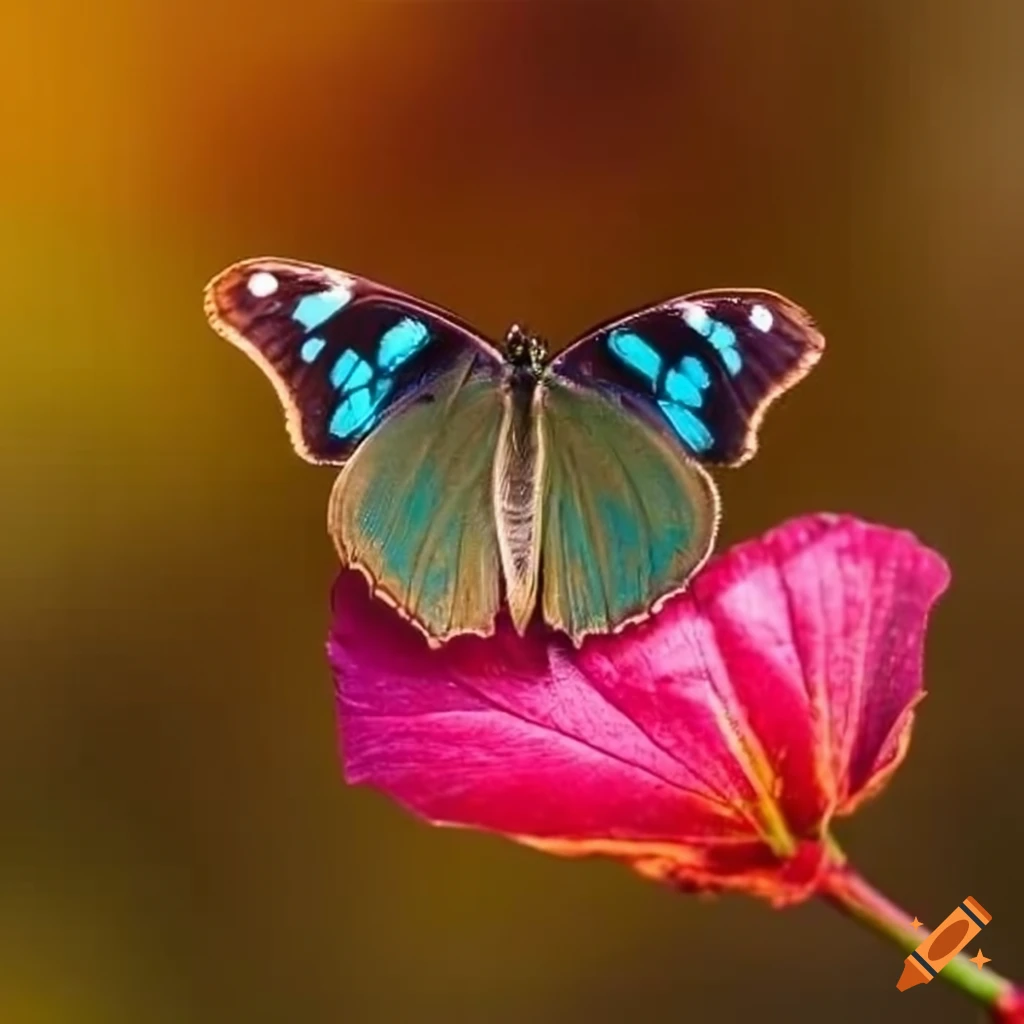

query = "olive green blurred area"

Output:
[[2, 1, 1023, 1021]]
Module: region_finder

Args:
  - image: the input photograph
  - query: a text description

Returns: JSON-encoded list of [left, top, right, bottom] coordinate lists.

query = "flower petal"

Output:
[[331, 573, 754, 845], [738, 515, 951, 817], [331, 513, 949, 902]]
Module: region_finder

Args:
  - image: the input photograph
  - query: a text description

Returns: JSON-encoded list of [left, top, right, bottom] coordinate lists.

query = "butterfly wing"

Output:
[[538, 378, 719, 645], [537, 288, 822, 641], [204, 257, 506, 644], [203, 257, 504, 463], [551, 289, 824, 466]]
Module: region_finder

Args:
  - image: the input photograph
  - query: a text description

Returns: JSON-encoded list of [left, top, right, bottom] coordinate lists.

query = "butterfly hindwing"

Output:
[[328, 354, 504, 644], [552, 290, 824, 466], [203, 257, 503, 464], [538, 378, 719, 644]]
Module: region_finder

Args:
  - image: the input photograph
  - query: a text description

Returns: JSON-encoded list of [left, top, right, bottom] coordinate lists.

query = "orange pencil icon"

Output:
[[897, 897, 992, 991]]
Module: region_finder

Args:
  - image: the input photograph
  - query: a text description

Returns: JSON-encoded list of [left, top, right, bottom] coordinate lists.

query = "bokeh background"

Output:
[[3, 1, 1022, 1021]]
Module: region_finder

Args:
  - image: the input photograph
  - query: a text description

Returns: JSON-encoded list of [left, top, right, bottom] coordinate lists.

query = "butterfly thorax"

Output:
[[503, 324, 547, 378]]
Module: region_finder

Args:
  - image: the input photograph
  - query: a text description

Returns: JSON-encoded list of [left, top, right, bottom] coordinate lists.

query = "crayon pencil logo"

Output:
[[897, 897, 993, 992]]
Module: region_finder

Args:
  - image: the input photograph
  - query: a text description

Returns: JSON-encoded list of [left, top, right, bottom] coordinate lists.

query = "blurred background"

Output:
[[2, 1, 1022, 1021]]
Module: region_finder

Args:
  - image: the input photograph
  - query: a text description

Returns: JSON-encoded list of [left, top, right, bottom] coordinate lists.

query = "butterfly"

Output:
[[204, 257, 824, 647]]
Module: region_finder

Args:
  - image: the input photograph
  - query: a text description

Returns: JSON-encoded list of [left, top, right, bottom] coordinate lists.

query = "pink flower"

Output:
[[330, 514, 949, 906]]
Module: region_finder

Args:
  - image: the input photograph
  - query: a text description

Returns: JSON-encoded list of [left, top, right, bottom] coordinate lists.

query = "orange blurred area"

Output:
[[2, 2, 1022, 1022]]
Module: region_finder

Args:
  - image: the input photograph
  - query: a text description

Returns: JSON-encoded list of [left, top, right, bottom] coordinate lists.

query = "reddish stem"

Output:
[[819, 862, 1021, 1018]]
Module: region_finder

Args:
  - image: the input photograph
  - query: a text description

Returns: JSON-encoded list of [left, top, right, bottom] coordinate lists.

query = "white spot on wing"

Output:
[[679, 302, 710, 334], [750, 303, 773, 332], [247, 271, 279, 298]]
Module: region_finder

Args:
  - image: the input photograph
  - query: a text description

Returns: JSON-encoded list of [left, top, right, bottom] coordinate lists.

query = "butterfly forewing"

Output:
[[205, 257, 510, 644], [203, 257, 503, 464], [551, 290, 824, 466]]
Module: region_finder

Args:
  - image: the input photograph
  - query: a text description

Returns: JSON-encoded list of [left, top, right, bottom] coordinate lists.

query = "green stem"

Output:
[[818, 859, 1013, 1010]]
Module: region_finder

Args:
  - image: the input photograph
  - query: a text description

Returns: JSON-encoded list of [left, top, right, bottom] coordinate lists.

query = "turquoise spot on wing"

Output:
[[378, 317, 429, 372], [721, 347, 742, 376], [707, 320, 737, 353], [328, 378, 394, 439], [293, 287, 352, 331], [329, 349, 359, 389], [346, 357, 374, 390], [658, 400, 714, 452], [330, 349, 373, 390], [300, 337, 326, 363], [681, 355, 710, 389], [663, 366, 703, 407], [608, 328, 663, 387], [329, 390, 369, 438], [682, 305, 743, 377], [706, 321, 742, 376]]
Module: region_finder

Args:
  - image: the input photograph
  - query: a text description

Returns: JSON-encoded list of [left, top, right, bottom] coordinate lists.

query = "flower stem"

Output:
[[819, 861, 1014, 1011]]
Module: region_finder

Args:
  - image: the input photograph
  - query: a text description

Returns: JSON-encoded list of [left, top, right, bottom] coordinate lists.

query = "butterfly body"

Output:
[[492, 347, 547, 635], [205, 258, 824, 646]]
